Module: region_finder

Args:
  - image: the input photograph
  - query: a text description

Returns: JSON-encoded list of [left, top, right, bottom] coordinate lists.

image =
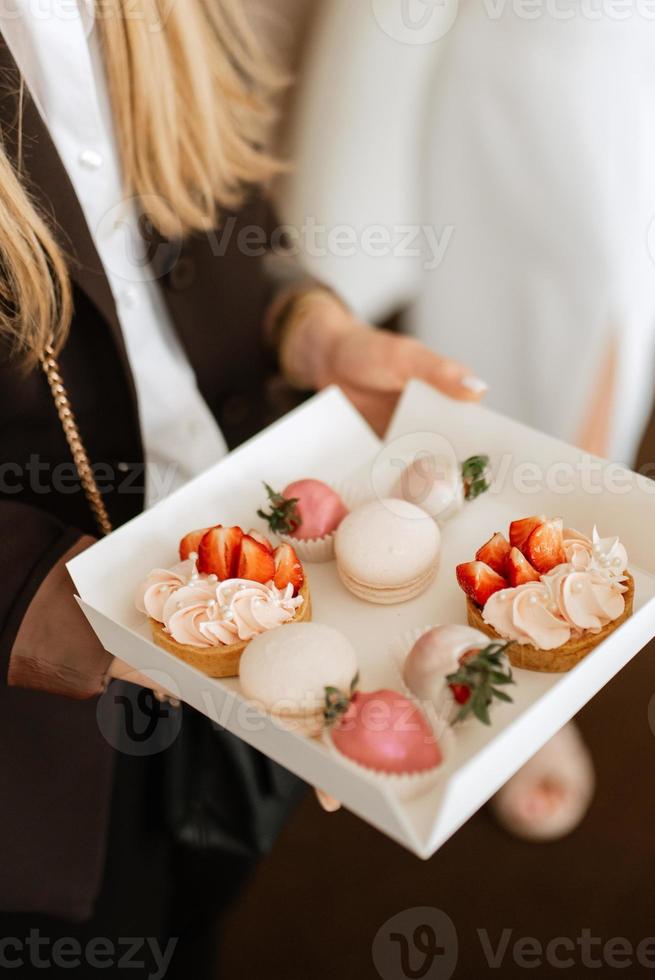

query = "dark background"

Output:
[[217, 411, 655, 980]]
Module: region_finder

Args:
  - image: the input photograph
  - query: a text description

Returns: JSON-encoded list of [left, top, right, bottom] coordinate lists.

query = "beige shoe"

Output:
[[491, 723, 595, 842]]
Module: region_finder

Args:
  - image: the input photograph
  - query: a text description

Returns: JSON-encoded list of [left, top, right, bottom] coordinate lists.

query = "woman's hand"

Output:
[[106, 656, 181, 706], [279, 291, 488, 435], [315, 789, 342, 813]]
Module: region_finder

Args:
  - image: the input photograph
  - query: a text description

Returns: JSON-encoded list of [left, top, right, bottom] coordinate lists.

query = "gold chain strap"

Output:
[[40, 343, 113, 537]]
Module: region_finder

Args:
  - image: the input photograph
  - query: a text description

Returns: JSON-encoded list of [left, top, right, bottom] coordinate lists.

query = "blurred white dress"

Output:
[[281, 0, 655, 462]]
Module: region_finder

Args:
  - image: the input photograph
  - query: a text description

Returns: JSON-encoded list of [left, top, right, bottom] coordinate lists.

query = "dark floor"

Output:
[[218, 417, 655, 980], [219, 638, 655, 979]]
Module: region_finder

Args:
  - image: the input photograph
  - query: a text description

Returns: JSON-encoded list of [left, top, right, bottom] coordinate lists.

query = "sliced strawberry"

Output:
[[238, 534, 276, 584], [475, 532, 511, 577], [456, 561, 508, 608], [506, 546, 541, 586], [197, 526, 243, 579], [179, 526, 213, 561], [247, 528, 274, 553], [509, 515, 545, 555], [448, 682, 472, 705], [524, 518, 566, 574], [273, 542, 304, 595]]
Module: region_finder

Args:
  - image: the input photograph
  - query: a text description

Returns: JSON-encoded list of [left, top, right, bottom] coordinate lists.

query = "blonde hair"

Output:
[[1, 0, 282, 367]]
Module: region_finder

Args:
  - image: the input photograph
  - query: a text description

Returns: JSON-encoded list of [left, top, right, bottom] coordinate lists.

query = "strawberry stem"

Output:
[[446, 642, 513, 725], [461, 455, 491, 501], [257, 482, 302, 535], [323, 673, 359, 726]]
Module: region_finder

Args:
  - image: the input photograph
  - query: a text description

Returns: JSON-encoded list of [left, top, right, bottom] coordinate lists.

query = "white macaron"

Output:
[[334, 499, 441, 604], [239, 622, 358, 736]]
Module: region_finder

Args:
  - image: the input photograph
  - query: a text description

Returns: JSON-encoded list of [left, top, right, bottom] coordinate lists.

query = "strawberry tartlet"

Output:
[[136, 526, 310, 677], [456, 517, 634, 672]]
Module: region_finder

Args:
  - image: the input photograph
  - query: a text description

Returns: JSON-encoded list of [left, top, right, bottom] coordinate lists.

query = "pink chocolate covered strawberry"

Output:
[[325, 687, 442, 774], [258, 480, 348, 541]]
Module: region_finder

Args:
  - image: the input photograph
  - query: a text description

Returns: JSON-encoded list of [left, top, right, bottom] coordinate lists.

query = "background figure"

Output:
[[281, 0, 655, 462]]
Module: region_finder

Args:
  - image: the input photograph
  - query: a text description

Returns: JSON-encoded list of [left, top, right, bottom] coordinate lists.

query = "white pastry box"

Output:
[[68, 382, 655, 859]]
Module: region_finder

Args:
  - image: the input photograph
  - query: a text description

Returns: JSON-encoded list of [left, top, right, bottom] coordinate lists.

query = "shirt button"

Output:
[[78, 148, 103, 170], [167, 256, 196, 291], [121, 287, 139, 310]]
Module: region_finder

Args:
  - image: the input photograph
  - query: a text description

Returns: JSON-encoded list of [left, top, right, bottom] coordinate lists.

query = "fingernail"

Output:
[[461, 375, 488, 394], [316, 790, 341, 813]]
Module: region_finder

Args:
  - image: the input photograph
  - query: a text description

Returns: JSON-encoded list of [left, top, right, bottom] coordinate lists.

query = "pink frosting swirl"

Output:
[[153, 577, 303, 648], [562, 526, 628, 580], [164, 583, 222, 648], [136, 550, 306, 650], [484, 584, 572, 650], [555, 570, 626, 632], [562, 529, 594, 570], [483, 527, 629, 650], [213, 579, 303, 642], [135, 559, 197, 622]]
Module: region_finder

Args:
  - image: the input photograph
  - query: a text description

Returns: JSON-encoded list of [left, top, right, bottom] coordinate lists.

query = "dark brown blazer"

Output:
[[0, 41, 311, 919]]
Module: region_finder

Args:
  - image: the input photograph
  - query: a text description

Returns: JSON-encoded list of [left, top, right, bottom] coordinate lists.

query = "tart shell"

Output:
[[466, 572, 635, 673], [148, 580, 312, 678]]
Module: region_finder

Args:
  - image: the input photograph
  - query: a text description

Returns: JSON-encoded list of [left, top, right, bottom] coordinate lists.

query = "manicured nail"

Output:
[[461, 375, 488, 394], [316, 790, 341, 813]]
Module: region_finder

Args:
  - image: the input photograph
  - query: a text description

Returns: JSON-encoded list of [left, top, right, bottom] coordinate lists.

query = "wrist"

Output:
[[278, 290, 361, 390]]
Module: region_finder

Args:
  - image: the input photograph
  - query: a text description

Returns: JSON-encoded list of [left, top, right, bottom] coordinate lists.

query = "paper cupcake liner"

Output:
[[389, 626, 462, 727], [278, 530, 336, 564], [277, 479, 373, 564], [323, 710, 455, 803]]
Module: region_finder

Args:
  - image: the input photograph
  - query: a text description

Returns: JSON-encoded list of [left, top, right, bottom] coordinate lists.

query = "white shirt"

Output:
[[284, 0, 655, 463], [0, 0, 228, 506]]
